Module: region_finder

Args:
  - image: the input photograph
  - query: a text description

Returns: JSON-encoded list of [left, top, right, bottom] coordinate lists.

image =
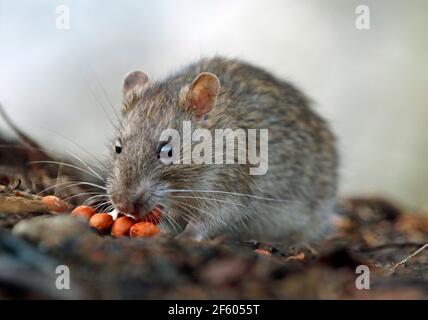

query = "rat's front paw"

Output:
[[175, 223, 205, 241]]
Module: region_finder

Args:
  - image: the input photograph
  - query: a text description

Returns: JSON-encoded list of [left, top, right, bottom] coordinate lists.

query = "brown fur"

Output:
[[107, 57, 338, 243]]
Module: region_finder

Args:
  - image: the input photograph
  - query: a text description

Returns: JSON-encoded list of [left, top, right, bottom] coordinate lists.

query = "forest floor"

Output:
[[1, 187, 428, 299], [0, 124, 427, 299]]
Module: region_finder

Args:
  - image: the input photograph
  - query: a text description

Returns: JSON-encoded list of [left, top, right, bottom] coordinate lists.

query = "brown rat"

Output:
[[106, 57, 338, 243]]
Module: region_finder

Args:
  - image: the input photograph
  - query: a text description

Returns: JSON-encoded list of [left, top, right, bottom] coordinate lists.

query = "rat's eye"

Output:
[[157, 142, 173, 159], [114, 139, 122, 154]]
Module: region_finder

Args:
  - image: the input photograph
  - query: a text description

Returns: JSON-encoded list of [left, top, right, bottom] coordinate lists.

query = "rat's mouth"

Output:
[[139, 205, 162, 224], [119, 204, 163, 224]]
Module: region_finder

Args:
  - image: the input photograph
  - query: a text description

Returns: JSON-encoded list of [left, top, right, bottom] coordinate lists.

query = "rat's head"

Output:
[[106, 69, 220, 224]]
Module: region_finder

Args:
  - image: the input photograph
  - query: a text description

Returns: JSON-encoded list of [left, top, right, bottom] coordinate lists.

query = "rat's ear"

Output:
[[185, 72, 220, 118], [122, 70, 149, 98]]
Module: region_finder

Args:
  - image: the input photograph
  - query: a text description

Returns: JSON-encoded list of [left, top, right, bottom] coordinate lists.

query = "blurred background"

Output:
[[0, 0, 427, 208]]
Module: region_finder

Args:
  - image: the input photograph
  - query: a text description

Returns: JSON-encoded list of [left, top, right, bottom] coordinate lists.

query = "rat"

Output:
[[106, 57, 338, 243]]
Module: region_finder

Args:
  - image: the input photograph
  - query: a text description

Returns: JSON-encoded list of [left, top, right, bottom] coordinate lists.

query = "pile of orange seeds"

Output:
[[41, 195, 160, 238]]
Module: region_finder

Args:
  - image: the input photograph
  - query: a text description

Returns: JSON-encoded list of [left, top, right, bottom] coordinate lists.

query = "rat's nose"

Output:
[[115, 202, 140, 215], [111, 189, 146, 215]]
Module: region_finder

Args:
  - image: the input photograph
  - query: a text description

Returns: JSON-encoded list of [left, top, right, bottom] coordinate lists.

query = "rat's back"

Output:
[[112, 57, 338, 244], [177, 57, 339, 242]]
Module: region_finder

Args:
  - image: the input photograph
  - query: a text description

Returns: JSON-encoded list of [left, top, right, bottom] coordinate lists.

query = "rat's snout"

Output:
[[115, 201, 140, 215], [109, 179, 156, 217], [110, 192, 138, 215], [110, 189, 147, 216]]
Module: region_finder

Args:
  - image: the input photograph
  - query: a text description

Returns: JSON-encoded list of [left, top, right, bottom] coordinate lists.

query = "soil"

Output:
[[0, 134, 427, 299]]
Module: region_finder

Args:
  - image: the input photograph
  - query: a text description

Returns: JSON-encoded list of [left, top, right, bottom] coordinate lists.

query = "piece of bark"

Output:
[[0, 195, 47, 214]]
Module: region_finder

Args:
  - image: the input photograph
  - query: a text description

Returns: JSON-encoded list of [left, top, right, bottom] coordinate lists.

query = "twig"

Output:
[[358, 242, 427, 252], [390, 242, 428, 272], [0, 195, 47, 214], [0, 102, 44, 151]]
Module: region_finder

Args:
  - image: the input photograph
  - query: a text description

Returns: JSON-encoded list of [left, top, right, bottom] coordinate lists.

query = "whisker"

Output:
[[36, 180, 80, 195], [65, 151, 105, 181], [157, 206, 182, 234], [83, 195, 109, 205], [173, 199, 227, 227], [170, 195, 245, 208], [31, 124, 112, 175], [173, 202, 201, 228], [90, 66, 122, 127], [101, 204, 115, 213], [80, 194, 110, 204], [88, 85, 121, 132], [38, 180, 106, 196], [84, 199, 110, 208], [165, 189, 293, 203], [29, 160, 104, 182], [63, 192, 106, 202]]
